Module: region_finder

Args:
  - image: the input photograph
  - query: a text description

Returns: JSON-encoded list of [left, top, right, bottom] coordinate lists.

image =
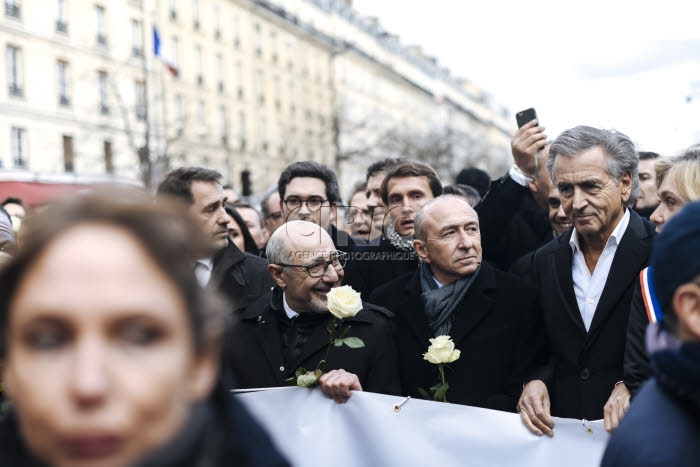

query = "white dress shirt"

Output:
[[569, 209, 630, 331], [194, 257, 214, 287], [282, 292, 300, 319]]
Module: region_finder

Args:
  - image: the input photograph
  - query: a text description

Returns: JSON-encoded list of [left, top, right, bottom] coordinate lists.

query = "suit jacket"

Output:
[[210, 240, 275, 314], [370, 261, 545, 412], [228, 287, 401, 395], [477, 174, 551, 271], [531, 209, 656, 419], [352, 237, 420, 297]]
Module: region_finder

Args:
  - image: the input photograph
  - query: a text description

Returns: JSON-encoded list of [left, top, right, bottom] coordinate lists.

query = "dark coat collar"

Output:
[[547, 209, 655, 337], [399, 261, 498, 345]]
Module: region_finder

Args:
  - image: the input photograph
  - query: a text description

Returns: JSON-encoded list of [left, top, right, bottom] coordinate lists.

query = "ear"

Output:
[[413, 239, 431, 264], [329, 203, 338, 224], [528, 179, 539, 193], [673, 283, 700, 340], [187, 348, 220, 402], [620, 172, 632, 203], [268, 264, 288, 289]]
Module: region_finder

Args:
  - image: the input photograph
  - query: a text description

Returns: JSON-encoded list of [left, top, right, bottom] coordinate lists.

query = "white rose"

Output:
[[423, 335, 461, 364], [297, 371, 319, 388], [326, 285, 362, 319]]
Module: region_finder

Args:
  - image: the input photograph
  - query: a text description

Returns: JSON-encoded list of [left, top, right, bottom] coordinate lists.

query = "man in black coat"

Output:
[[229, 220, 400, 402], [357, 160, 443, 296], [517, 126, 656, 436], [370, 196, 544, 411], [276, 161, 368, 296], [477, 120, 553, 272], [157, 167, 274, 313]]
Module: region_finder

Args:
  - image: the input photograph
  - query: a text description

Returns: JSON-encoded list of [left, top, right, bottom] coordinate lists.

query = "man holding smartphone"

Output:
[[475, 110, 554, 271]]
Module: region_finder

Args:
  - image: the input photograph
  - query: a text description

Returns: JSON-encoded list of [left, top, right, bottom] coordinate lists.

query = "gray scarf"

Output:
[[420, 261, 480, 337], [386, 222, 415, 252]]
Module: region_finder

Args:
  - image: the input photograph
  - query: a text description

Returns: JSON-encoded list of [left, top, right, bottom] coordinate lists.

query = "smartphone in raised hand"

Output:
[[516, 108, 538, 128]]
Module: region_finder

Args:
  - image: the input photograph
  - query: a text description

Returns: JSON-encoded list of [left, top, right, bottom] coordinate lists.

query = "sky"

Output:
[[352, 0, 700, 156]]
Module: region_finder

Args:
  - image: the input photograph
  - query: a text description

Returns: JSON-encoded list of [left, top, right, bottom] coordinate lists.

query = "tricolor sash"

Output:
[[640, 266, 663, 324]]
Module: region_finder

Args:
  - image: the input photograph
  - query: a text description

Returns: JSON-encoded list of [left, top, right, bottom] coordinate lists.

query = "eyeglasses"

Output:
[[283, 196, 327, 212], [276, 251, 348, 277]]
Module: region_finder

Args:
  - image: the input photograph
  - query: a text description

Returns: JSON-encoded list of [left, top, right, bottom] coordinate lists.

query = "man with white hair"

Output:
[[228, 221, 400, 402]]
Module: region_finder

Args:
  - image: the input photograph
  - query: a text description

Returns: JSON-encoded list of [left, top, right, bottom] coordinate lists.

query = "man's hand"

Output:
[[511, 119, 547, 176], [604, 383, 631, 432], [517, 380, 554, 437], [319, 369, 363, 404]]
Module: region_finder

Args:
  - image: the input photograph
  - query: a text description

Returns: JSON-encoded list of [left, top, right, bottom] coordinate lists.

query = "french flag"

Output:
[[153, 27, 178, 77]]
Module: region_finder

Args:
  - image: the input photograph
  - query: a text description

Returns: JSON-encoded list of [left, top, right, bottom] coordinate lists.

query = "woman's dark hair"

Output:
[[225, 204, 258, 254], [0, 187, 225, 358]]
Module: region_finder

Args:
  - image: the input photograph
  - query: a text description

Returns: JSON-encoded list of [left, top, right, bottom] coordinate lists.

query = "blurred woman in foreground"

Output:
[[0, 190, 288, 467]]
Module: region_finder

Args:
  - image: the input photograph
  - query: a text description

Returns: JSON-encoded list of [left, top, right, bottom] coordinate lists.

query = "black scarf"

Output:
[[419, 262, 480, 337]]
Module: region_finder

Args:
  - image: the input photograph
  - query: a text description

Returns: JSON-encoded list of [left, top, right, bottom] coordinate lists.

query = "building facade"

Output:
[[0, 0, 511, 197]]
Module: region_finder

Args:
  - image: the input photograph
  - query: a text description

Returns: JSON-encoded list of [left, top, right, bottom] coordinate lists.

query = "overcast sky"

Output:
[[352, 0, 700, 156]]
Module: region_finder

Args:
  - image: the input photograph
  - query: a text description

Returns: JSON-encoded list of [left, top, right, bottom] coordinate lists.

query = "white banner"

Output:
[[236, 388, 609, 467]]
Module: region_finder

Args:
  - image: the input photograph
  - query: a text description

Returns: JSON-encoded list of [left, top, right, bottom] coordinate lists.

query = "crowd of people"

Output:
[[0, 120, 699, 466]]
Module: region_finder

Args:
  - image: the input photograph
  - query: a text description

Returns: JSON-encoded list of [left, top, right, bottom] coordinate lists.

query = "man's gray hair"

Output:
[[414, 195, 473, 241], [265, 230, 289, 265], [547, 126, 639, 207], [260, 185, 278, 220]]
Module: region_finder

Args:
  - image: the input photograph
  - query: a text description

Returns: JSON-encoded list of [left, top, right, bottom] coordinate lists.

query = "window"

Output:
[[98, 70, 108, 114], [95, 5, 107, 45], [237, 111, 245, 149], [191, 0, 198, 29], [174, 95, 183, 135], [273, 75, 280, 108], [194, 45, 202, 85], [213, 4, 220, 39], [5, 0, 20, 19], [56, 0, 67, 32], [11, 127, 27, 168], [233, 15, 240, 47], [131, 19, 142, 57], [197, 100, 206, 138], [235, 61, 243, 98], [219, 105, 227, 144], [258, 117, 267, 151], [63, 135, 74, 172], [255, 70, 264, 103], [216, 53, 223, 92], [254, 24, 261, 55], [6, 45, 23, 97], [134, 80, 145, 120], [270, 31, 277, 62], [288, 81, 295, 113], [286, 39, 293, 69], [170, 36, 179, 68], [104, 140, 113, 173], [169, 0, 177, 20], [57, 60, 70, 107]]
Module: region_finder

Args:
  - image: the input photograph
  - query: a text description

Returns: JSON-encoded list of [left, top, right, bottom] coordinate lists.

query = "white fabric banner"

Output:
[[236, 387, 609, 467]]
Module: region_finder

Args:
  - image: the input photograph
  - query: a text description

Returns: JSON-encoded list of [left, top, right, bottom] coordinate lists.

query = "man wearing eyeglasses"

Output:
[[228, 220, 400, 402], [276, 161, 367, 295]]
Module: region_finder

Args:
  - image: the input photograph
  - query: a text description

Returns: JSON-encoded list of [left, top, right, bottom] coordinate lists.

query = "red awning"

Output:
[[0, 181, 88, 209]]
